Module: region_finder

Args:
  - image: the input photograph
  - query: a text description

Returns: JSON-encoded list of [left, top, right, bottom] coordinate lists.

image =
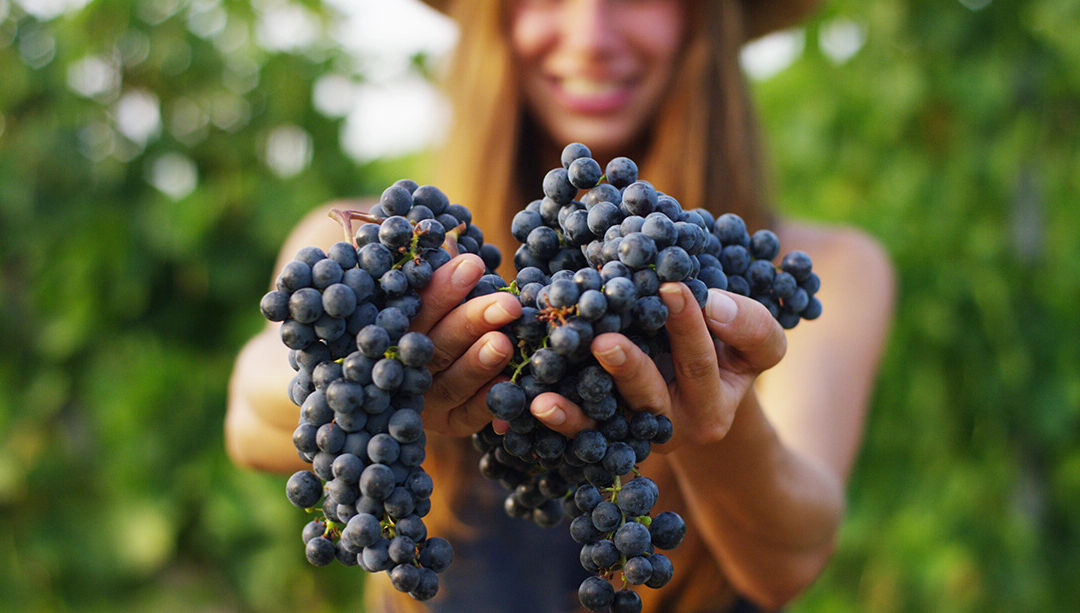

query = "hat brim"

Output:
[[417, 0, 822, 41], [743, 0, 822, 39]]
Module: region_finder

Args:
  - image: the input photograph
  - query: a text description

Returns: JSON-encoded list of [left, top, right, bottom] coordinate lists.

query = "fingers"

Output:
[[658, 282, 723, 408], [703, 289, 787, 373], [410, 254, 486, 334], [440, 382, 501, 438], [226, 382, 308, 473], [425, 289, 521, 374], [425, 331, 514, 437], [591, 333, 673, 416], [529, 392, 597, 437]]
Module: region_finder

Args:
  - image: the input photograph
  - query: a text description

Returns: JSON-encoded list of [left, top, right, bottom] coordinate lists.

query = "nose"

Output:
[[561, 0, 620, 58]]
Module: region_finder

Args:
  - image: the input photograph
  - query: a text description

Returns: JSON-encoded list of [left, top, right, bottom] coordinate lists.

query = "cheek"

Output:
[[509, 6, 555, 65], [623, 3, 686, 64]]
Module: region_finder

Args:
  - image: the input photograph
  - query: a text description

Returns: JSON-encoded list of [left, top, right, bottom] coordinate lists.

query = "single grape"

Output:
[[286, 471, 323, 509], [578, 576, 616, 611]]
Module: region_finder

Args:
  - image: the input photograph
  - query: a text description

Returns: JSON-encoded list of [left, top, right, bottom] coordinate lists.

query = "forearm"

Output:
[[666, 389, 844, 609]]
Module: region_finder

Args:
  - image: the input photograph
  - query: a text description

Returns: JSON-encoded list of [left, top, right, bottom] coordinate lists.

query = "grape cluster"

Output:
[[261, 180, 497, 601], [468, 143, 821, 612]]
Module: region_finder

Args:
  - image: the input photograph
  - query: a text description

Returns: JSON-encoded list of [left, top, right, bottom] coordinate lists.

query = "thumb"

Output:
[[703, 289, 787, 373]]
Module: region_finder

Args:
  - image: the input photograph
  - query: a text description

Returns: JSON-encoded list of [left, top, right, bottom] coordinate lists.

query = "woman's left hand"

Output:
[[521, 282, 788, 450]]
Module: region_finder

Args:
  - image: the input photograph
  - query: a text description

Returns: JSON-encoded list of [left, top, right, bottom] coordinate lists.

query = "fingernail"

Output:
[[660, 284, 686, 314], [478, 340, 507, 367], [596, 344, 626, 367], [533, 403, 566, 426], [706, 290, 738, 325], [492, 419, 509, 435], [451, 257, 483, 289], [483, 301, 515, 326]]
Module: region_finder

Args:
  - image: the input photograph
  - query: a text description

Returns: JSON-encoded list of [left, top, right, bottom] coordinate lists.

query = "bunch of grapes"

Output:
[[467, 143, 822, 612], [260, 180, 498, 601]]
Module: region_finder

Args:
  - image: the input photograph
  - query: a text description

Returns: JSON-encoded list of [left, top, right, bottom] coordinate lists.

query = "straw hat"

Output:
[[418, 0, 822, 41]]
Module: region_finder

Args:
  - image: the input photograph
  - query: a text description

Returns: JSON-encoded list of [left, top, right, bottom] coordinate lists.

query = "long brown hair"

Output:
[[370, 0, 772, 610]]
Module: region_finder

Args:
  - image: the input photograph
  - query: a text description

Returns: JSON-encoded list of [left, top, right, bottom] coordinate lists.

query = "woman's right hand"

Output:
[[226, 197, 521, 471], [409, 254, 521, 437]]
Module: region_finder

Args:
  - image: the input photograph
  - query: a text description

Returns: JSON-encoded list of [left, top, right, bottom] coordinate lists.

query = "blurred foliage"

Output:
[[0, 0, 1076, 611], [755, 0, 1080, 611], [0, 0, 414, 610]]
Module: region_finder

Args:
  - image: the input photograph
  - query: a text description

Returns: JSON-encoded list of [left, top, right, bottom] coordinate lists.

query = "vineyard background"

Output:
[[1, 0, 1077, 611]]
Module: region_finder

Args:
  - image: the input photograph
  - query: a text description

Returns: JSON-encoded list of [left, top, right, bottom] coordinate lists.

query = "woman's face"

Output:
[[509, 0, 687, 159]]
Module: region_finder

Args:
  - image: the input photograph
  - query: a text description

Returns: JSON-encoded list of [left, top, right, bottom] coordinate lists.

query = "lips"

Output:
[[545, 74, 637, 115]]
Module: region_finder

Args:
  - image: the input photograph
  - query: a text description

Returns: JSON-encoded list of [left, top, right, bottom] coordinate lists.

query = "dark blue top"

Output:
[[427, 477, 589, 612], [406, 476, 769, 613]]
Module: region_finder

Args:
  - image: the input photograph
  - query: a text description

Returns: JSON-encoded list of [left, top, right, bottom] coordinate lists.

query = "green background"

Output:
[[1, 0, 1077, 611]]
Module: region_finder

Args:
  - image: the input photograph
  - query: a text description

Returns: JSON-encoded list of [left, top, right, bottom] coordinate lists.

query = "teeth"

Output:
[[560, 77, 622, 97]]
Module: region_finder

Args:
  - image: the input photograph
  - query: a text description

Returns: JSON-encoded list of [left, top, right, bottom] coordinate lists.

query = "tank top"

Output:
[[418, 477, 768, 613], [428, 477, 589, 612]]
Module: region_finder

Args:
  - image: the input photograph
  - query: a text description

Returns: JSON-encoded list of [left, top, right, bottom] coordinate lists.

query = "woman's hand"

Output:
[[524, 282, 787, 450], [411, 254, 521, 437]]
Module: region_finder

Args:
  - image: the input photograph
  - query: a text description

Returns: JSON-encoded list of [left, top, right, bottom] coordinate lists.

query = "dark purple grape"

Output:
[[781, 250, 814, 282], [582, 183, 622, 208], [618, 232, 657, 269], [655, 194, 682, 221], [569, 156, 603, 189], [260, 290, 290, 321], [531, 348, 566, 384], [410, 567, 440, 601], [645, 553, 674, 588], [614, 521, 651, 557], [612, 589, 643, 613], [578, 576, 615, 612], [572, 430, 608, 465], [655, 246, 693, 282], [411, 185, 449, 215], [360, 464, 396, 500], [603, 276, 637, 313], [561, 142, 592, 168], [380, 185, 414, 216], [375, 307, 409, 341], [713, 212, 749, 246], [649, 511, 687, 550], [406, 204, 434, 223], [295, 246, 327, 266], [286, 470, 323, 509], [750, 229, 781, 260], [623, 555, 652, 585], [359, 242, 394, 278], [543, 167, 577, 204], [278, 261, 313, 292], [418, 536, 454, 573], [487, 381, 527, 421], [605, 156, 638, 189], [390, 563, 421, 592], [621, 181, 658, 217], [305, 536, 336, 566], [526, 225, 561, 260]]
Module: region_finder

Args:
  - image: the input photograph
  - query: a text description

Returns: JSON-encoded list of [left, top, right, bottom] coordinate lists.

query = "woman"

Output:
[[226, 0, 895, 611]]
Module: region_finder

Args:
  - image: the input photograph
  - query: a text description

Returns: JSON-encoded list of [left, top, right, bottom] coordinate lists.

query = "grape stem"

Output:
[[328, 208, 381, 245]]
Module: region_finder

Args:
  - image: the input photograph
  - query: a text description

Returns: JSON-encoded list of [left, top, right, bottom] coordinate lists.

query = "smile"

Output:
[[546, 75, 636, 114]]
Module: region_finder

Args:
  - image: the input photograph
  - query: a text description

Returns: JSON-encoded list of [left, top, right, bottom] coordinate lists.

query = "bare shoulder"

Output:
[[757, 221, 896, 478], [778, 220, 892, 272], [777, 220, 896, 310]]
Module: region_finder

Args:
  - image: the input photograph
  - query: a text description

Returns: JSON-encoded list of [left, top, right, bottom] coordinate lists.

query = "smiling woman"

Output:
[[509, 0, 687, 160], [226, 0, 896, 612]]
